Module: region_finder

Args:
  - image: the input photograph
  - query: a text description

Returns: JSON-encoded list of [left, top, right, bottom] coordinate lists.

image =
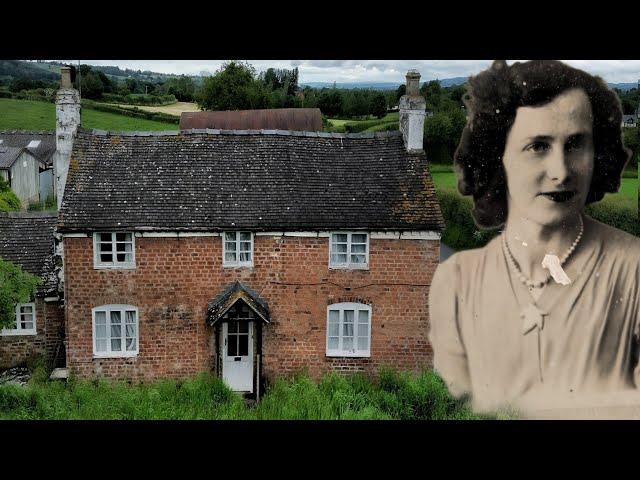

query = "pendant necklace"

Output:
[[502, 214, 584, 335]]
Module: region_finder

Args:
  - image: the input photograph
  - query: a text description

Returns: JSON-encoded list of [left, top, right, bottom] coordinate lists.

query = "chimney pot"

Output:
[[406, 70, 421, 96], [60, 66, 73, 89]]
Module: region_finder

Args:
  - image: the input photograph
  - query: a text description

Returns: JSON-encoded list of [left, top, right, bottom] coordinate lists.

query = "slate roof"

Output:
[[0, 146, 26, 169], [0, 131, 56, 167], [180, 108, 323, 131], [0, 213, 58, 296], [57, 128, 445, 233]]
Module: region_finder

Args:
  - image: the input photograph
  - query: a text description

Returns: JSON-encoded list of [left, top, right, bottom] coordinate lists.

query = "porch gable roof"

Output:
[[206, 281, 269, 325]]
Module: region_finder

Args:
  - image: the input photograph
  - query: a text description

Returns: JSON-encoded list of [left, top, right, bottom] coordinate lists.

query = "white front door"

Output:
[[222, 321, 254, 393]]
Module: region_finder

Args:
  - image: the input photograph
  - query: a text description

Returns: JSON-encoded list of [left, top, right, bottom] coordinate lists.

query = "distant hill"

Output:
[[608, 82, 638, 91], [301, 77, 469, 90]]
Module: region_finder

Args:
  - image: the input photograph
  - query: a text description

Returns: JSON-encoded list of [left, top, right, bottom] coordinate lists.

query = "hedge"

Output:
[[101, 93, 177, 106], [82, 100, 179, 125]]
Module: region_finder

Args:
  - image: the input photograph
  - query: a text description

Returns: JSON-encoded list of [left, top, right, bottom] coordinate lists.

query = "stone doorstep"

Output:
[[49, 367, 69, 380]]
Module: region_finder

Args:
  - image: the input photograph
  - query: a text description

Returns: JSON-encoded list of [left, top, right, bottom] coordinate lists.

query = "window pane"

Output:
[[331, 253, 347, 264], [333, 234, 348, 243], [225, 241, 237, 252], [328, 337, 339, 350], [357, 322, 369, 338], [111, 324, 121, 339], [95, 311, 106, 324], [351, 243, 366, 254], [239, 252, 251, 262], [225, 232, 236, 242], [126, 338, 137, 351], [111, 338, 122, 351], [332, 243, 347, 253], [228, 322, 238, 334], [357, 337, 369, 351], [21, 320, 34, 330], [240, 241, 251, 251], [126, 311, 136, 323], [351, 234, 367, 244], [238, 322, 248, 333], [116, 242, 132, 253], [20, 305, 33, 315], [100, 253, 113, 263], [240, 232, 251, 241], [95, 324, 107, 339], [344, 310, 354, 325], [358, 310, 369, 323], [238, 335, 248, 356], [116, 233, 131, 242], [100, 233, 112, 243], [96, 339, 107, 352], [351, 254, 366, 264], [125, 324, 136, 338], [100, 242, 113, 252], [328, 321, 339, 336], [116, 253, 126, 262], [225, 252, 236, 263], [227, 335, 237, 356], [110, 311, 122, 324], [343, 337, 353, 350]]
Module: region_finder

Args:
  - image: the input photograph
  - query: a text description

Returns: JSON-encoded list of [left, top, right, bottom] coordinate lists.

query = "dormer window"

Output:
[[223, 232, 253, 267], [329, 232, 369, 269], [27, 140, 41, 148], [93, 232, 135, 269]]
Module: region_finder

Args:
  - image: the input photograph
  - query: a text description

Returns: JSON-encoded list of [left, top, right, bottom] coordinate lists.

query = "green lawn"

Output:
[[0, 369, 500, 420], [0, 98, 177, 131]]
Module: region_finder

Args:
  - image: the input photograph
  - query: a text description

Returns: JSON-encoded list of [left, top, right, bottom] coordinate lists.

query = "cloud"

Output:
[[56, 59, 640, 84]]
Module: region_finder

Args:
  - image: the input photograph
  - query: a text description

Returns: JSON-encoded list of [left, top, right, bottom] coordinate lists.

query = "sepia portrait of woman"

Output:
[[428, 60, 640, 415]]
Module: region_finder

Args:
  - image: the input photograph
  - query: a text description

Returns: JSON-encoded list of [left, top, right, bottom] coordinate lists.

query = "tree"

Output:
[[371, 92, 387, 118], [0, 259, 40, 329], [196, 61, 268, 111], [318, 89, 343, 117], [395, 84, 406, 102]]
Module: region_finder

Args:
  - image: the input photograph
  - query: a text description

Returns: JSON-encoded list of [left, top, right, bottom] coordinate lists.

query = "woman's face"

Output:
[[502, 88, 595, 227]]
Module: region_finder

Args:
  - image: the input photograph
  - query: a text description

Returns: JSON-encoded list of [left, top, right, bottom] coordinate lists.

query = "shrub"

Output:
[[82, 100, 179, 125]]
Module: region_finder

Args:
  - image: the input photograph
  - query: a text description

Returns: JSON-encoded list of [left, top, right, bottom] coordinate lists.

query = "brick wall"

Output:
[[64, 234, 439, 382], [0, 298, 65, 369]]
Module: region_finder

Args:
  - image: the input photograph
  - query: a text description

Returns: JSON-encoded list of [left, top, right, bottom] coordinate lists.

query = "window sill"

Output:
[[93, 352, 139, 359], [93, 264, 136, 270], [326, 351, 371, 358], [222, 264, 254, 269], [1, 330, 37, 337], [328, 264, 369, 271]]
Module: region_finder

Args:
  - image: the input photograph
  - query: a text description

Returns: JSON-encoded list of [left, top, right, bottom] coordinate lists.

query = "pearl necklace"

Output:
[[502, 215, 584, 289]]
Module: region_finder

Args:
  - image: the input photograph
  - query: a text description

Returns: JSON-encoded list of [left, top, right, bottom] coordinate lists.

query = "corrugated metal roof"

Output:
[[180, 108, 323, 131]]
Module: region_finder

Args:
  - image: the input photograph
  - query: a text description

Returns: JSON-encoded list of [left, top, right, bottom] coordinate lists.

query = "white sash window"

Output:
[[223, 232, 254, 267], [1, 303, 37, 336], [326, 303, 371, 357], [93, 232, 135, 269], [93, 305, 139, 357], [329, 232, 369, 269]]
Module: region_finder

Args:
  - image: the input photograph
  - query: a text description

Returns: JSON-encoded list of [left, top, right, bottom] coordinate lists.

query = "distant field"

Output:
[[327, 112, 398, 128], [0, 98, 177, 131], [105, 101, 201, 117]]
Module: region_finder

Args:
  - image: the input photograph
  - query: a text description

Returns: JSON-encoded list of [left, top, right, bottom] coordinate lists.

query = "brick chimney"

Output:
[[53, 65, 81, 209], [399, 70, 426, 153]]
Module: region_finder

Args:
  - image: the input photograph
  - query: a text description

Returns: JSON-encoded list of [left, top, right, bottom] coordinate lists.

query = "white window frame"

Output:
[[329, 232, 369, 270], [93, 232, 136, 269], [326, 302, 371, 358], [222, 232, 254, 268], [92, 304, 139, 358], [1, 303, 37, 336]]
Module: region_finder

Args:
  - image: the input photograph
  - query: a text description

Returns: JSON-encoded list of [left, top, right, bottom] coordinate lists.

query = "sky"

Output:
[[58, 60, 640, 84]]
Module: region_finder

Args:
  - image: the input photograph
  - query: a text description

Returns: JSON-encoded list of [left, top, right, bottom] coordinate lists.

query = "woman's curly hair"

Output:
[[454, 60, 632, 229]]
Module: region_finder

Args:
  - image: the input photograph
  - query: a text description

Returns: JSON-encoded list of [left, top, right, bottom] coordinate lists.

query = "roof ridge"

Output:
[[0, 130, 55, 135], [77, 127, 402, 140]]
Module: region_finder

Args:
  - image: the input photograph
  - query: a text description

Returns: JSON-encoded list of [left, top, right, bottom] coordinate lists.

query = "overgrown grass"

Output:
[[0, 369, 494, 420], [0, 98, 177, 131]]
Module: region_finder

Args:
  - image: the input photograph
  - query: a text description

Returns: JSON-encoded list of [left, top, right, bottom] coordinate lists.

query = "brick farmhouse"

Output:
[[1, 67, 444, 394]]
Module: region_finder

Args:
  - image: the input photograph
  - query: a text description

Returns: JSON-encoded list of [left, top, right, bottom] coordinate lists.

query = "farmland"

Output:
[[0, 98, 177, 131], [106, 101, 200, 117]]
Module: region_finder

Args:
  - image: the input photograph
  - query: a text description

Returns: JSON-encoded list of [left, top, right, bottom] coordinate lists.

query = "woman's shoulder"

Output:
[[434, 235, 501, 284], [585, 215, 640, 262]]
